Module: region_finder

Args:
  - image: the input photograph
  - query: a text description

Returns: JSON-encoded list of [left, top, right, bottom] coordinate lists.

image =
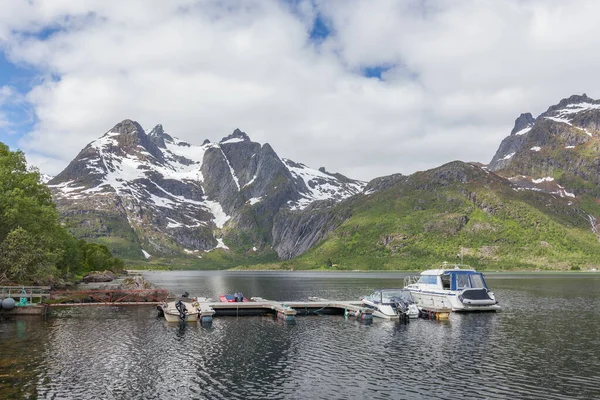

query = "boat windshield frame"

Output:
[[366, 289, 411, 304], [444, 270, 489, 291]]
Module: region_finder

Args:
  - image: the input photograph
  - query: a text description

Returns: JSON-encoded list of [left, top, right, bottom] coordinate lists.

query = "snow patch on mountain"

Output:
[[40, 174, 54, 184], [544, 116, 572, 126], [282, 158, 366, 210], [220, 147, 240, 190], [514, 126, 532, 136], [48, 120, 368, 257], [509, 175, 575, 198], [204, 200, 230, 229], [559, 102, 600, 114]]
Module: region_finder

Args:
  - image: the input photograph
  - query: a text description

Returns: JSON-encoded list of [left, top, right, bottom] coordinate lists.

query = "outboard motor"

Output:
[[389, 296, 408, 313], [175, 300, 188, 321]]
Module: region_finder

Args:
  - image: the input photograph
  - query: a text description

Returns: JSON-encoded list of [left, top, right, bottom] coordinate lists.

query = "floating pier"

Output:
[[0, 286, 51, 315], [191, 297, 375, 324]]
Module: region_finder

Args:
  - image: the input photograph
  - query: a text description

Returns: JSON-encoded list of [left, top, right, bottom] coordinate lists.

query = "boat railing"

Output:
[[403, 276, 419, 287]]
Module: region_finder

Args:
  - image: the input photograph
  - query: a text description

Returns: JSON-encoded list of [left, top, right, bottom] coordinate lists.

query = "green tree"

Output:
[[82, 242, 125, 272], [0, 142, 125, 283], [0, 227, 58, 284]]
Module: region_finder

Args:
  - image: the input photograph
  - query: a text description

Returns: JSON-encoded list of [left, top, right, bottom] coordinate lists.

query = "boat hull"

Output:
[[162, 310, 199, 323], [407, 290, 500, 312], [361, 300, 400, 319], [159, 299, 200, 322]]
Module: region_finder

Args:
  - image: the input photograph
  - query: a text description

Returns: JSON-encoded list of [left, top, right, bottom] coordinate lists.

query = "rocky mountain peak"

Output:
[[544, 93, 598, 115], [98, 119, 164, 163], [110, 119, 145, 136], [149, 124, 164, 135], [148, 124, 174, 148], [511, 113, 536, 135], [489, 93, 600, 199], [220, 128, 250, 143], [48, 121, 367, 261]]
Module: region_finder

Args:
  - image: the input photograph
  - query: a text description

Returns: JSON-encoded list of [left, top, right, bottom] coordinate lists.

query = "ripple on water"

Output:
[[3, 272, 600, 399]]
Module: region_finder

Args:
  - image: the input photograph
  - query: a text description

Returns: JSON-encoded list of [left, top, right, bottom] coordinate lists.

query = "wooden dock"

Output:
[[193, 297, 375, 324], [1, 285, 450, 323]]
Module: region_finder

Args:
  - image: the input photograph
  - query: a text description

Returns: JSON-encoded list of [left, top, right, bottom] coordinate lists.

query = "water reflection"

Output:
[[0, 272, 599, 399]]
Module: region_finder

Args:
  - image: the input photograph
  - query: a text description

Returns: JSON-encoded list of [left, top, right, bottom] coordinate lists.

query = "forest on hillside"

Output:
[[0, 142, 123, 285]]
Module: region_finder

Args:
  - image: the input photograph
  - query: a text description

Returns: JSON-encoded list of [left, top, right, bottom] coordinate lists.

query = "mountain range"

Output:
[[47, 94, 600, 270], [48, 121, 364, 265]]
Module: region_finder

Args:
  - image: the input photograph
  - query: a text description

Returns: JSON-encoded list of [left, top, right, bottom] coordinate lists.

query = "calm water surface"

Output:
[[1, 271, 599, 399]]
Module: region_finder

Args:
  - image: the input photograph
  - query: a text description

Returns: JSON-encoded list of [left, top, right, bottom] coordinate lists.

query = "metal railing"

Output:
[[48, 289, 169, 305], [0, 286, 51, 305]]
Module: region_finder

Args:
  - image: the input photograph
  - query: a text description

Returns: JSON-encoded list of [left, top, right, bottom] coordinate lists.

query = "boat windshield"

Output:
[[381, 290, 411, 303], [469, 273, 486, 289], [454, 272, 487, 290], [417, 275, 437, 285]]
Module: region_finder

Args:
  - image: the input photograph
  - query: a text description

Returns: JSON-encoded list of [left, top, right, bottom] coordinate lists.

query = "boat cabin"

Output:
[[416, 268, 490, 291]]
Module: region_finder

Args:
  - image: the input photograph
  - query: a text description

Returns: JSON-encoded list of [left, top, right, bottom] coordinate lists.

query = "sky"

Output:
[[1, 0, 599, 181]]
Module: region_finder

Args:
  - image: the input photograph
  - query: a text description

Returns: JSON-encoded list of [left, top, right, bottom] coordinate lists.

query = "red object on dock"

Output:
[[219, 294, 250, 302]]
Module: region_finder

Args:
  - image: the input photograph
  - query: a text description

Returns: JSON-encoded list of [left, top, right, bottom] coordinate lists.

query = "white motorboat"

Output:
[[404, 263, 501, 312], [158, 297, 201, 322], [361, 289, 420, 320]]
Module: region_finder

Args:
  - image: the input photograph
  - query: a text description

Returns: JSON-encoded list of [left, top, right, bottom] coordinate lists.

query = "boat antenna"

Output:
[[456, 247, 464, 265]]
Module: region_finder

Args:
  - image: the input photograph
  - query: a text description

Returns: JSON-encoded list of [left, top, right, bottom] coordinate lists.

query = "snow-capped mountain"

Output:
[[48, 120, 365, 260], [489, 94, 600, 199]]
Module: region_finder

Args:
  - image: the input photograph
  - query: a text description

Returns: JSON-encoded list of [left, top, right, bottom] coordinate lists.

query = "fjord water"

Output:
[[1, 272, 599, 399]]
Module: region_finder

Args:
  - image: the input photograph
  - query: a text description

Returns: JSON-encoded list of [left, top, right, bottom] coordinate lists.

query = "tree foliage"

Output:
[[0, 142, 124, 284]]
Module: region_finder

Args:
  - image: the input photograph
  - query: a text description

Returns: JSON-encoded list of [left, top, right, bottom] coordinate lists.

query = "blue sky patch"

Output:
[[309, 12, 330, 42], [0, 52, 37, 150], [362, 65, 394, 80]]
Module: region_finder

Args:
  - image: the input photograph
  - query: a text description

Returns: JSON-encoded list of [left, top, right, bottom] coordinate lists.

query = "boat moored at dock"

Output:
[[158, 296, 202, 322], [404, 263, 501, 312], [361, 289, 419, 320]]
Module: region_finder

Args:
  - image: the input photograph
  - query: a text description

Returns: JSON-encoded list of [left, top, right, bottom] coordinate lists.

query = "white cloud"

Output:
[[1, 0, 600, 180]]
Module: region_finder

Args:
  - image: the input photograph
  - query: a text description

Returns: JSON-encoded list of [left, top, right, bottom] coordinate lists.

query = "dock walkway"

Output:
[[195, 297, 374, 324]]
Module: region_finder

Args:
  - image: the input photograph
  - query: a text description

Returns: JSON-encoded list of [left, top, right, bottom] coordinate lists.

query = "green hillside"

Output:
[[257, 161, 600, 271]]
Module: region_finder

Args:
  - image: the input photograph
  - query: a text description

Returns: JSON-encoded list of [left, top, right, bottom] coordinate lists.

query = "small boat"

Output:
[[219, 292, 250, 303], [361, 289, 419, 320], [404, 263, 501, 312], [158, 294, 201, 322]]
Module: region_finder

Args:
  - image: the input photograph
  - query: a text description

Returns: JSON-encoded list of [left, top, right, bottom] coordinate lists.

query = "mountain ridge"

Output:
[[45, 93, 600, 270], [48, 120, 365, 262]]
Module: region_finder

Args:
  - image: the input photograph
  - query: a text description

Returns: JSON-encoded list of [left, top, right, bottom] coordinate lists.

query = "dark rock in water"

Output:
[[83, 270, 116, 283]]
